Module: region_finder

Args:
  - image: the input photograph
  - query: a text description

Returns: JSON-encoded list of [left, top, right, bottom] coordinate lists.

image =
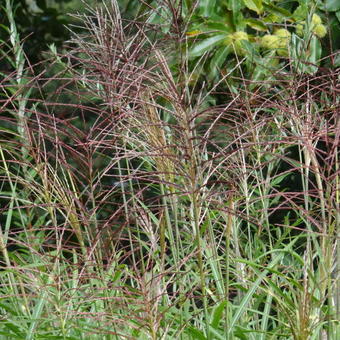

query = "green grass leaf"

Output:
[[189, 34, 228, 57], [185, 326, 207, 339], [210, 300, 228, 329]]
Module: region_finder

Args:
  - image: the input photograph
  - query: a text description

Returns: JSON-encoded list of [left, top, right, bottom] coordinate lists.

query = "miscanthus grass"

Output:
[[0, 1, 339, 339]]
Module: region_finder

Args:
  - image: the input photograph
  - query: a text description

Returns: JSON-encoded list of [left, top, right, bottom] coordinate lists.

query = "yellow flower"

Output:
[[313, 24, 327, 38], [296, 22, 305, 36], [260, 35, 280, 49], [233, 31, 249, 42], [260, 32, 289, 56], [273, 29, 290, 56], [274, 29, 291, 46], [296, 14, 325, 38], [223, 35, 233, 46], [274, 29, 291, 39], [226, 31, 249, 55], [312, 14, 322, 26]]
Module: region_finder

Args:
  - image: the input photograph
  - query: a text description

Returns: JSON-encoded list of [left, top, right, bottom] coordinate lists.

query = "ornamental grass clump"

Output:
[[0, 1, 339, 339]]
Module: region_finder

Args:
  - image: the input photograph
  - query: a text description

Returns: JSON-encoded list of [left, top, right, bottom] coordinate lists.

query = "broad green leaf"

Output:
[[189, 34, 228, 57], [209, 327, 228, 340], [271, 172, 290, 186], [199, 0, 217, 17], [204, 21, 233, 33], [109, 267, 125, 282], [243, 0, 263, 14], [209, 45, 231, 75], [325, 0, 340, 12], [239, 39, 256, 57], [227, 0, 245, 27], [1, 322, 24, 336], [309, 36, 322, 64], [263, 3, 292, 19], [224, 10, 236, 30], [185, 326, 207, 340], [292, 4, 309, 20], [250, 52, 278, 88], [0, 332, 24, 339], [227, 0, 244, 12], [245, 18, 267, 31], [211, 300, 228, 329], [0, 302, 18, 316], [336, 10, 340, 23], [233, 327, 249, 340], [234, 11, 246, 30]]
